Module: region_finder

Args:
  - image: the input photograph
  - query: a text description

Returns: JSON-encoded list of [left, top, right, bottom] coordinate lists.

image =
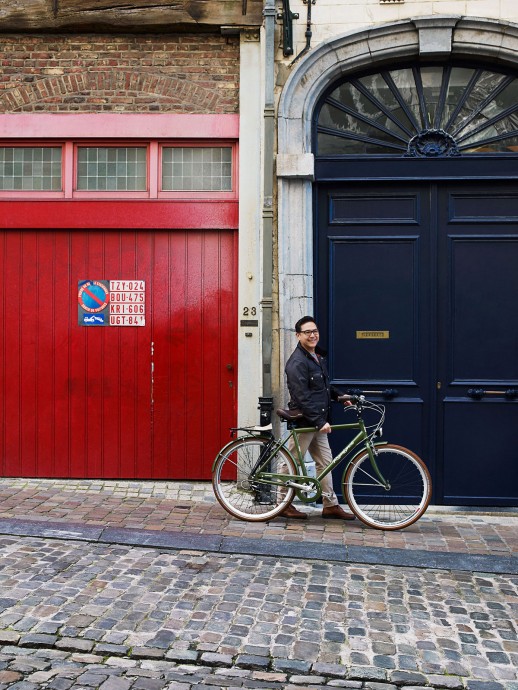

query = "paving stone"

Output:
[[164, 650, 199, 663], [130, 649, 165, 661], [19, 633, 58, 648], [311, 663, 348, 678], [48, 679, 75, 689], [77, 671, 110, 685], [95, 644, 131, 657], [272, 659, 311, 674], [250, 671, 287, 682], [389, 670, 428, 685], [426, 675, 464, 689], [99, 677, 133, 689], [105, 658, 138, 669], [27, 669, 61, 683], [0, 632, 21, 645], [485, 652, 510, 664], [0, 599, 17, 611], [55, 638, 95, 653], [282, 686, 326, 690], [373, 656, 396, 670], [0, 670, 23, 683], [348, 666, 387, 682], [199, 652, 233, 667], [132, 679, 165, 689], [289, 675, 326, 684], [235, 654, 270, 670], [203, 678, 243, 687]]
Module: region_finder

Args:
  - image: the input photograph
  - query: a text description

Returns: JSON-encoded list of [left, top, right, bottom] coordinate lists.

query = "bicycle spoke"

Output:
[[212, 438, 298, 522], [350, 462, 386, 488], [344, 445, 431, 530]]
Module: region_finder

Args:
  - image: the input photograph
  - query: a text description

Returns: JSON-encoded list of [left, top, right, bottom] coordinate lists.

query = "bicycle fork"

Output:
[[365, 442, 391, 490]]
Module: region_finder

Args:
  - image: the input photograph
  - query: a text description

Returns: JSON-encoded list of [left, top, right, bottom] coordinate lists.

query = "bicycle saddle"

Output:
[[276, 408, 303, 422]]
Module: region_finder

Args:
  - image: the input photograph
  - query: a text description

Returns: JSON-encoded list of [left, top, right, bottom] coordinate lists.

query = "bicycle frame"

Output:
[[247, 415, 389, 504]]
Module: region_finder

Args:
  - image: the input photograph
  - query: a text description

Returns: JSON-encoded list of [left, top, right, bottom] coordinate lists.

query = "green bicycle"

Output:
[[212, 395, 432, 530]]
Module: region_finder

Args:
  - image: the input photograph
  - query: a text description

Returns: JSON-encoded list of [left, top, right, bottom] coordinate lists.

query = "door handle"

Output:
[[346, 388, 399, 399], [377, 388, 399, 399], [467, 388, 518, 400]]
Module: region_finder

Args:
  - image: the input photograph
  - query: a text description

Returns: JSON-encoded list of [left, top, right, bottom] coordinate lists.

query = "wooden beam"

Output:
[[0, 0, 263, 32]]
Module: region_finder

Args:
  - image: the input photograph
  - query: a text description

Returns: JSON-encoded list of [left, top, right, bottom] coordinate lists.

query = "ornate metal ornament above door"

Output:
[[406, 130, 460, 158]]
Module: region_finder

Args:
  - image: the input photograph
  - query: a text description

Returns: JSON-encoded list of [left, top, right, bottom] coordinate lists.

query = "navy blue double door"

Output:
[[317, 180, 518, 505]]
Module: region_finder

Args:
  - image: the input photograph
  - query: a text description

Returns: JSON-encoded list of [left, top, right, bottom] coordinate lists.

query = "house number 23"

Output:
[[243, 307, 257, 316]]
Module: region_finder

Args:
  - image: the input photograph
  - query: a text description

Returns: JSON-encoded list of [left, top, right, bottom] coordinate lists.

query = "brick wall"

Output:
[[0, 34, 240, 113]]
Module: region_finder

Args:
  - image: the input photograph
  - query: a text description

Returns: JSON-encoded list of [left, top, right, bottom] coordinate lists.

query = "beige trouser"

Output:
[[288, 430, 339, 508]]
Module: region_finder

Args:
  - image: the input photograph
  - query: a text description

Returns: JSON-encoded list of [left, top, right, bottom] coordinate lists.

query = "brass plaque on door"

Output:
[[356, 330, 390, 339]]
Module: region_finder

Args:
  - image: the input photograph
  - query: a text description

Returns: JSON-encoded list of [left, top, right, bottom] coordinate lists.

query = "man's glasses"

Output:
[[300, 329, 319, 336]]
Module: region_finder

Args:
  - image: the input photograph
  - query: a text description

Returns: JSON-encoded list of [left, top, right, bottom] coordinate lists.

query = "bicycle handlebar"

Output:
[[338, 394, 365, 404]]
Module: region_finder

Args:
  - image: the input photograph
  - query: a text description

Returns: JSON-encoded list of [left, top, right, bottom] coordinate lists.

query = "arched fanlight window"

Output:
[[315, 64, 518, 157]]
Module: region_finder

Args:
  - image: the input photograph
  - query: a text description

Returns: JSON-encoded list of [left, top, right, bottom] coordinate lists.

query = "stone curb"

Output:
[[0, 642, 477, 689], [0, 517, 517, 574]]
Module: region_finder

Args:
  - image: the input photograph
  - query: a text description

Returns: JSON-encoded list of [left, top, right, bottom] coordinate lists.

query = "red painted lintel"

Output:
[[0, 200, 239, 229]]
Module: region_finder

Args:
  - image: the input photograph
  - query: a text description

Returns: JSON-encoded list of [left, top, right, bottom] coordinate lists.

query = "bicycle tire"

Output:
[[212, 437, 299, 522], [343, 444, 432, 530]]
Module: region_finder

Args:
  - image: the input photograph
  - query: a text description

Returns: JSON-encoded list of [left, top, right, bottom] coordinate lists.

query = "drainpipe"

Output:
[[258, 0, 276, 427], [291, 0, 315, 66]]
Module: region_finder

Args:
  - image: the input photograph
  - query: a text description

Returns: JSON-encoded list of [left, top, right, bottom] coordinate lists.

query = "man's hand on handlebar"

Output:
[[338, 394, 365, 407], [338, 394, 355, 407]]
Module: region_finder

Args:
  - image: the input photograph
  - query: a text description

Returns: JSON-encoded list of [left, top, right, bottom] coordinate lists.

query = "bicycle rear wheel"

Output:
[[343, 444, 432, 530], [212, 437, 298, 521]]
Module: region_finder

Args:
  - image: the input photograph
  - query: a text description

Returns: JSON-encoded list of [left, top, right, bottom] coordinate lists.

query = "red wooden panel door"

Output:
[[0, 229, 236, 479]]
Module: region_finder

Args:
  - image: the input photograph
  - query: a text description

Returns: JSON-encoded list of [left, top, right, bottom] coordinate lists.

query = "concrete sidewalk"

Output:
[[0, 478, 517, 573]]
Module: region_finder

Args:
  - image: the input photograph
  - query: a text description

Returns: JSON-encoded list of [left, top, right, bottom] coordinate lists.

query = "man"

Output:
[[280, 316, 355, 520]]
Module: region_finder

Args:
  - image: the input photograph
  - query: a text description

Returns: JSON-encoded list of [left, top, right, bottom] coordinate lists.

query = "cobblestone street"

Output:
[[0, 479, 517, 689], [1, 536, 518, 689]]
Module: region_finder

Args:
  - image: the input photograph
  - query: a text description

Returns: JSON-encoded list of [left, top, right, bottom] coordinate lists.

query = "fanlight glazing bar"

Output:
[[325, 97, 409, 144], [317, 125, 407, 151], [451, 75, 515, 138], [381, 71, 422, 133], [350, 79, 415, 138]]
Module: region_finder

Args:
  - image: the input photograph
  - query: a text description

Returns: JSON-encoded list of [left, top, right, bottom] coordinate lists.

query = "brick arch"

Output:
[[0, 69, 235, 113]]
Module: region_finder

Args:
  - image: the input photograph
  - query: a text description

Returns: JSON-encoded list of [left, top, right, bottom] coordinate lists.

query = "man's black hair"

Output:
[[295, 315, 317, 333]]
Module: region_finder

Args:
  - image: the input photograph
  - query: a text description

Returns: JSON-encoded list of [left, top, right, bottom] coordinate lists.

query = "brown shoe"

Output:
[[278, 504, 308, 520], [322, 505, 355, 520]]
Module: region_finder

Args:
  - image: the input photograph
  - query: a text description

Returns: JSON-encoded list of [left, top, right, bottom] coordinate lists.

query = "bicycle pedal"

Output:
[[286, 481, 313, 490]]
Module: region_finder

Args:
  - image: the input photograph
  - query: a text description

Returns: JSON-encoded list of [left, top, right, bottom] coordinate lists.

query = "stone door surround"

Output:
[[276, 16, 518, 368]]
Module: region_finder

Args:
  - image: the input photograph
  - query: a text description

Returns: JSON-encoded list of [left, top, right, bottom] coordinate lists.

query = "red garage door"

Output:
[[0, 228, 237, 479]]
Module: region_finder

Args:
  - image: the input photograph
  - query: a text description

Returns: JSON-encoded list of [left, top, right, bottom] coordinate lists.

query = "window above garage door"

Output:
[[315, 63, 518, 157], [0, 113, 238, 200]]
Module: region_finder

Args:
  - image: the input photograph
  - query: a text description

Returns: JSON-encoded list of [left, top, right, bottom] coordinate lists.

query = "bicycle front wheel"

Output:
[[343, 444, 432, 530], [212, 437, 298, 522]]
